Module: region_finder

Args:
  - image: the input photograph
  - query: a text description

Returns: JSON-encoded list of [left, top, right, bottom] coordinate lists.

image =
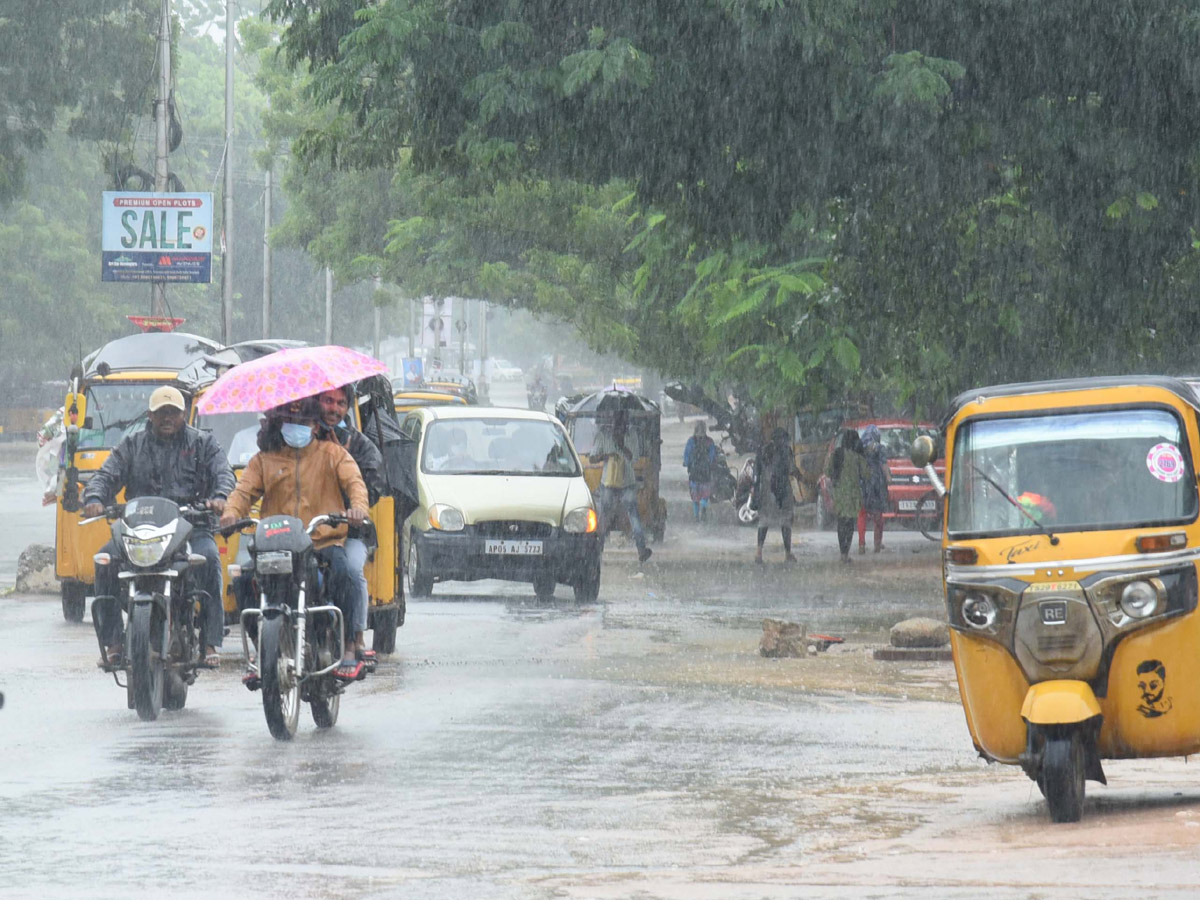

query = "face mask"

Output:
[[281, 423, 314, 449]]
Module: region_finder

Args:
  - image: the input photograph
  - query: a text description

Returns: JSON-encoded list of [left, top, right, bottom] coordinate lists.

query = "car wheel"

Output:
[[573, 557, 601, 604], [406, 537, 433, 599], [533, 574, 556, 602]]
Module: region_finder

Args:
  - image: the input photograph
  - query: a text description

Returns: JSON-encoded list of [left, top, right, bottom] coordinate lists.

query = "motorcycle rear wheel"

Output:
[[260, 616, 301, 741], [310, 690, 341, 729], [129, 603, 163, 722]]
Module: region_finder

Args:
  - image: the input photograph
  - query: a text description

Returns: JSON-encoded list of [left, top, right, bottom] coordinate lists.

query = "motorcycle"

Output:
[[87, 498, 215, 721], [224, 513, 374, 741], [527, 382, 548, 411], [710, 444, 738, 504], [733, 457, 759, 526]]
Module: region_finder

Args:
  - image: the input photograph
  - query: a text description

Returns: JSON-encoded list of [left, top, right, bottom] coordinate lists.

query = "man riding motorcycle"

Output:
[[83, 386, 235, 667], [219, 397, 370, 681], [317, 386, 384, 663]]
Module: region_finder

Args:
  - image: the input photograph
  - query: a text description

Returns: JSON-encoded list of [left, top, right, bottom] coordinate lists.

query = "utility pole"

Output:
[[221, 0, 235, 344], [262, 164, 272, 337], [372, 275, 382, 359], [325, 267, 334, 344], [151, 0, 171, 317]]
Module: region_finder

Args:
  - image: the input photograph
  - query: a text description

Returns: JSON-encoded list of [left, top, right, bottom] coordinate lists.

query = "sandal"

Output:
[[334, 658, 364, 681], [241, 668, 260, 691], [103, 645, 122, 667], [203, 648, 220, 668]]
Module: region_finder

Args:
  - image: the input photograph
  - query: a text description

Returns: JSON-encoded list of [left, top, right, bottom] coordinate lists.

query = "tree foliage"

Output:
[[258, 0, 1200, 414]]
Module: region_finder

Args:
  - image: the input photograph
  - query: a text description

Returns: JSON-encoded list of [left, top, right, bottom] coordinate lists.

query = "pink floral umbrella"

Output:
[[195, 345, 389, 415]]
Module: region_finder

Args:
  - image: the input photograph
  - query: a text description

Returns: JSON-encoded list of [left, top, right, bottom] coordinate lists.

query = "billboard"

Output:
[[101, 192, 213, 283]]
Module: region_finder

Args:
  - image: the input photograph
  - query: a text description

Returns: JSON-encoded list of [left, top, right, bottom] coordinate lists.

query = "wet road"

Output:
[[4, 420, 1200, 899]]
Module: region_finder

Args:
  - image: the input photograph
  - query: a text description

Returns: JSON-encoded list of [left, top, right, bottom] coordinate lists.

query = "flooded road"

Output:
[[3, 426, 1200, 899]]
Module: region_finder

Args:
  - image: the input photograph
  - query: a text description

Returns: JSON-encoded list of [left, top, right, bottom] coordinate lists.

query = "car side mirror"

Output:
[[910, 434, 936, 467]]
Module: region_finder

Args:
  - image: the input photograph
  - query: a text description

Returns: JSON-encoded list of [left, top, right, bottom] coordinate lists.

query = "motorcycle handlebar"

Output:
[[218, 517, 258, 538]]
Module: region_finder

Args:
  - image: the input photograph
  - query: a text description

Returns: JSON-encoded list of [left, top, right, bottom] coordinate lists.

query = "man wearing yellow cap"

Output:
[[83, 385, 236, 667]]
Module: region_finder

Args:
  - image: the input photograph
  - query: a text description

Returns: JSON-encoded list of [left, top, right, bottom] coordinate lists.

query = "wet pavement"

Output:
[[3, 419, 1200, 899]]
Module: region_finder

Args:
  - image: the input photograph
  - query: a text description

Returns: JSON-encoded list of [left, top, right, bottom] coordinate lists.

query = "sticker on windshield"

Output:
[[1146, 443, 1185, 483]]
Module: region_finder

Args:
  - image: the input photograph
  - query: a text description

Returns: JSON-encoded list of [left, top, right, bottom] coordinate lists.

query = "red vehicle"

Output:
[[816, 419, 945, 537]]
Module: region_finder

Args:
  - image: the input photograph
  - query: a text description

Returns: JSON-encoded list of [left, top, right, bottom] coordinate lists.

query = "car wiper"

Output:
[[971, 464, 1059, 545]]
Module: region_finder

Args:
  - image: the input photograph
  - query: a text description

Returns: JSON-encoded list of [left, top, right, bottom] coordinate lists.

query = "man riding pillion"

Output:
[[317, 386, 384, 664], [218, 397, 370, 682], [83, 386, 235, 667]]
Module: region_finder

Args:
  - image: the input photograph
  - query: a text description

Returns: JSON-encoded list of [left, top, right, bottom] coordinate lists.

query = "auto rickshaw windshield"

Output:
[[947, 407, 1198, 536], [569, 416, 649, 459], [77, 384, 156, 449], [195, 410, 262, 468]]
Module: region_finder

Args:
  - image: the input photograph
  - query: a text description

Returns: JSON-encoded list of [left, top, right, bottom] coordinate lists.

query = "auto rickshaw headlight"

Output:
[[564, 507, 597, 534], [1120, 580, 1159, 619], [429, 504, 465, 532], [961, 593, 997, 629]]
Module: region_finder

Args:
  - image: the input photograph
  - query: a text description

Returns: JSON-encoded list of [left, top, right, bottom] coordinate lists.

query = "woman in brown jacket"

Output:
[[220, 397, 370, 679]]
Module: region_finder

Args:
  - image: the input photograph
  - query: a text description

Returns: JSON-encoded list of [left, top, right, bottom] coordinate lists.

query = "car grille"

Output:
[[474, 520, 554, 539]]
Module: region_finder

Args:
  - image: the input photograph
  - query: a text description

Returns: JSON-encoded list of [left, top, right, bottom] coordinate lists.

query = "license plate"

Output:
[[484, 539, 543, 556], [1040, 600, 1068, 625], [255, 551, 293, 575], [898, 499, 936, 511]]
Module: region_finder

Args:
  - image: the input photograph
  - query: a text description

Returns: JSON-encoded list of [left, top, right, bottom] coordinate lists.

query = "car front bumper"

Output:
[[414, 527, 600, 585]]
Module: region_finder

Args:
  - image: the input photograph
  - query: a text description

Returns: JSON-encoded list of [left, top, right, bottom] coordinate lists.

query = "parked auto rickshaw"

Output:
[[563, 388, 666, 542], [194, 360, 407, 654], [55, 331, 222, 621], [913, 375, 1200, 822]]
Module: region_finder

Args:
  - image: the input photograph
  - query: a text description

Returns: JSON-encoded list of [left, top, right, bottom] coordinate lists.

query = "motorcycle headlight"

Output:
[[1120, 580, 1160, 619], [429, 504, 465, 532], [563, 506, 598, 534], [123, 533, 171, 567]]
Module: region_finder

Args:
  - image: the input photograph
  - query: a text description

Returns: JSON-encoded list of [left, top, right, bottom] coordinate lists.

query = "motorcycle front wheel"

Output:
[[129, 603, 163, 721], [260, 616, 301, 741]]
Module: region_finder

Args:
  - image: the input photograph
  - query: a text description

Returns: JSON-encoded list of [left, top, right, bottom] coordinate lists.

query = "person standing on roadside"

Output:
[[752, 427, 800, 564], [683, 420, 718, 522], [858, 424, 888, 554], [592, 410, 652, 564], [827, 428, 867, 563]]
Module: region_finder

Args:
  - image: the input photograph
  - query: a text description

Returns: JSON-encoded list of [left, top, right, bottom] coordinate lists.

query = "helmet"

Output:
[[266, 396, 321, 423]]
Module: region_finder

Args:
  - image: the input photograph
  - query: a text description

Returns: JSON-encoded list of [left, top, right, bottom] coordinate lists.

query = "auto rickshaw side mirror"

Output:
[[910, 434, 936, 467]]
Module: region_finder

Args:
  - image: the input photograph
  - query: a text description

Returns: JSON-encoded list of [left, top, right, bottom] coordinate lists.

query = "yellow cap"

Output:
[[148, 386, 186, 412]]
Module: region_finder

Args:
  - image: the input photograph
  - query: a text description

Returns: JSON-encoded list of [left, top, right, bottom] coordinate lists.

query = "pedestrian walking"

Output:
[[827, 428, 868, 563], [593, 410, 652, 564], [752, 427, 801, 563], [858, 424, 888, 553], [683, 420, 718, 522]]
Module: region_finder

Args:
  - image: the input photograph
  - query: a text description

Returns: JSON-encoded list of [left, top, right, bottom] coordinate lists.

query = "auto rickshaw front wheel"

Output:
[[61, 579, 87, 623], [1038, 729, 1086, 823], [371, 605, 400, 655]]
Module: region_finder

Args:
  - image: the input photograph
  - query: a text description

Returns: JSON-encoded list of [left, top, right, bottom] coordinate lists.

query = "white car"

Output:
[[489, 358, 523, 381]]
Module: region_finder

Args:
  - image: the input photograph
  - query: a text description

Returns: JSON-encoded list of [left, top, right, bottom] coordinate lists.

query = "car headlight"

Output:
[[563, 506, 598, 534], [1120, 580, 1160, 619], [429, 504, 465, 532], [123, 534, 171, 567]]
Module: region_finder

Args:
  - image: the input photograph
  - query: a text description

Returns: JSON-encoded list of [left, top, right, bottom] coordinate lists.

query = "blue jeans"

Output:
[[314, 544, 354, 653], [596, 485, 646, 553], [94, 530, 224, 649], [342, 537, 369, 635]]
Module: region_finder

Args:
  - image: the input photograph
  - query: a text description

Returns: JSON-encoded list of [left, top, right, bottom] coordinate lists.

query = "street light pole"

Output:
[[221, 0, 235, 344], [151, 0, 171, 317]]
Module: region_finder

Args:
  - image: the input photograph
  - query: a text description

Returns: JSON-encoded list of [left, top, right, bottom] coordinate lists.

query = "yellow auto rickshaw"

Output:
[[55, 331, 222, 621], [913, 375, 1200, 822], [393, 388, 470, 414], [562, 388, 666, 542], [195, 364, 407, 654]]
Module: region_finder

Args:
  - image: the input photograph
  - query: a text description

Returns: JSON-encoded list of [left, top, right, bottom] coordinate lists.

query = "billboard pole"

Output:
[[221, 0, 235, 344], [151, 0, 171, 317]]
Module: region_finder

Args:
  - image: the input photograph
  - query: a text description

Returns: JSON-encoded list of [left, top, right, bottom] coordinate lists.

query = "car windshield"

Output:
[[77, 384, 157, 449], [947, 408, 1198, 536], [195, 410, 262, 468], [421, 417, 580, 475]]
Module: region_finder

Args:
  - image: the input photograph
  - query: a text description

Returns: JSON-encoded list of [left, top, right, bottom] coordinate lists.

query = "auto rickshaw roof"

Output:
[[564, 387, 661, 416], [948, 375, 1200, 425], [178, 339, 310, 388], [83, 332, 222, 380]]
